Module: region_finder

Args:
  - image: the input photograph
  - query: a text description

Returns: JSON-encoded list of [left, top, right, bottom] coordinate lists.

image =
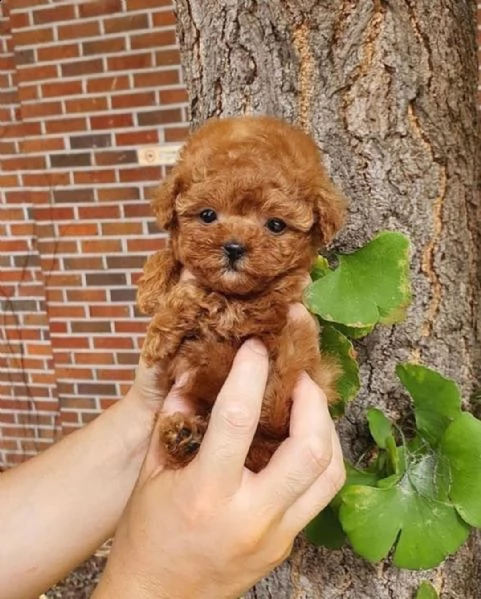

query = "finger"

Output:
[[253, 373, 333, 515], [282, 429, 345, 535], [197, 338, 269, 493]]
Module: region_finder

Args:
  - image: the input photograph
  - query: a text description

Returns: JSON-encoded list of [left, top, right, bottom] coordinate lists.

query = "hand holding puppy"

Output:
[[94, 310, 345, 599]]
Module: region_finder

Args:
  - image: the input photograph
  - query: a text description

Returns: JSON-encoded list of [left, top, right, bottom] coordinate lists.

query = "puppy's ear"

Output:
[[151, 169, 180, 231], [314, 177, 347, 246]]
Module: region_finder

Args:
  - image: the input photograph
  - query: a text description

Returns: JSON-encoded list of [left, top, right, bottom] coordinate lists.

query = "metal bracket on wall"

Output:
[[137, 143, 183, 166]]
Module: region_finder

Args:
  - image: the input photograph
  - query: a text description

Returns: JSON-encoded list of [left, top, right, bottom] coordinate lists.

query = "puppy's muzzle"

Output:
[[223, 241, 246, 266]]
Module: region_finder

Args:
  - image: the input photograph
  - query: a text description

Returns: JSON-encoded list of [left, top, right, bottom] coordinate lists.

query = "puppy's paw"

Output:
[[159, 412, 208, 468]]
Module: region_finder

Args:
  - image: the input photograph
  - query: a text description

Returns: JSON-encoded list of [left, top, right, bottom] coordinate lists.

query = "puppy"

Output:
[[137, 115, 346, 472]]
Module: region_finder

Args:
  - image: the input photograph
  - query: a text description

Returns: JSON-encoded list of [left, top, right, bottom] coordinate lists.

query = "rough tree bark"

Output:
[[173, 1, 481, 597]]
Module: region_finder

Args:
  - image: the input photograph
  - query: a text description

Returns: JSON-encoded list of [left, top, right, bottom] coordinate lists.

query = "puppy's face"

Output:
[[152, 116, 346, 296], [174, 177, 316, 295]]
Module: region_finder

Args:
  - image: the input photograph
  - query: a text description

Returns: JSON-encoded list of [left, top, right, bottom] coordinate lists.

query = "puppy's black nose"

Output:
[[223, 241, 246, 263]]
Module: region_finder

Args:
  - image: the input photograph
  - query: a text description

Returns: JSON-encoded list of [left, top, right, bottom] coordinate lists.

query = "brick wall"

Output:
[[0, 0, 188, 468], [1, 1, 480, 468]]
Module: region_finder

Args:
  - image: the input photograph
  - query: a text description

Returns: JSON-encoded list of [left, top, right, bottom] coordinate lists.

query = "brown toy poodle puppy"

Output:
[[137, 115, 346, 472]]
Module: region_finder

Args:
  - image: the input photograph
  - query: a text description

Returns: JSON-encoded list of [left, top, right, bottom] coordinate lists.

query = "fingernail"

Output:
[[244, 337, 268, 357]]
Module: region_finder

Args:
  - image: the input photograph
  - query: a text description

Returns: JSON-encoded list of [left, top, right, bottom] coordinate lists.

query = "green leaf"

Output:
[[367, 408, 394, 449], [339, 470, 470, 569], [331, 322, 375, 339], [320, 324, 360, 413], [415, 581, 439, 599], [304, 505, 346, 549], [310, 255, 331, 281], [440, 412, 481, 527], [396, 364, 462, 446], [304, 231, 411, 330]]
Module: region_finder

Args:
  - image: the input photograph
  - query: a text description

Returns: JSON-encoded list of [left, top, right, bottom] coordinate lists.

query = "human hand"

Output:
[[94, 337, 345, 599]]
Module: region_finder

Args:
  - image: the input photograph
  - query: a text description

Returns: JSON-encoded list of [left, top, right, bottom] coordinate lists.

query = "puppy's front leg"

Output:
[[141, 281, 205, 366]]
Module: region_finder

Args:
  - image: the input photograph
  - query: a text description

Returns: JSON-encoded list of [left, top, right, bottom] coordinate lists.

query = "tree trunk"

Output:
[[173, 1, 481, 596]]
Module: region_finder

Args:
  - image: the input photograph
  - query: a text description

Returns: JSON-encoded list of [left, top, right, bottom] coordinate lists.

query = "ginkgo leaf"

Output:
[[304, 505, 346, 549], [440, 413, 481, 527], [339, 463, 470, 569], [415, 581, 439, 599], [304, 231, 411, 330], [396, 364, 462, 446], [320, 324, 360, 414]]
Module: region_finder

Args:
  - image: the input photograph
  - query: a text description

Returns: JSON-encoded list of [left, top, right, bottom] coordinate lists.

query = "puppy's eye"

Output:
[[199, 209, 217, 224], [266, 218, 287, 235]]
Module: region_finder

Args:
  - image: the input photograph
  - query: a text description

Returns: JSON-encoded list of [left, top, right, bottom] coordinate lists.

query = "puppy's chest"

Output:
[[193, 293, 288, 340]]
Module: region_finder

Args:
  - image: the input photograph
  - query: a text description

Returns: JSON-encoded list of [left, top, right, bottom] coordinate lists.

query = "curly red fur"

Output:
[[137, 115, 346, 472]]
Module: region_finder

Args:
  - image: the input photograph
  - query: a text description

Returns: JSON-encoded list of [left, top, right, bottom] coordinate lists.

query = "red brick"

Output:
[[127, 238, 166, 252], [61, 59, 104, 78], [4, 191, 34, 204], [165, 126, 189, 142], [90, 113, 133, 130], [134, 69, 179, 88], [123, 203, 152, 218], [51, 337, 89, 350], [38, 239, 78, 254], [103, 13, 149, 34], [89, 305, 130, 318], [126, 0, 171, 8], [9, 12, 30, 28], [138, 108, 182, 126], [74, 170, 116, 185], [111, 91, 156, 109], [37, 44, 80, 63], [94, 150, 136, 166], [97, 187, 140, 202], [65, 97, 108, 114], [22, 172, 70, 188], [19, 64, 57, 83], [33, 5, 75, 24], [45, 118, 87, 134], [97, 367, 135, 380], [58, 223, 98, 237], [42, 81, 83, 98], [56, 367, 94, 380], [63, 256, 103, 270], [46, 273, 82, 287], [154, 48, 182, 66], [0, 174, 20, 187], [14, 27, 54, 46], [83, 37, 125, 56], [87, 75, 130, 94], [102, 222, 142, 235], [74, 353, 114, 366], [81, 240, 122, 253], [58, 21, 101, 40], [108, 53, 152, 71], [27, 343, 53, 355], [115, 129, 159, 145], [152, 10, 177, 27], [159, 89, 188, 104], [79, 0, 122, 17], [21, 101, 62, 119], [48, 305, 86, 319], [50, 322, 68, 334], [114, 322, 146, 334], [22, 137, 65, 153], [94, 337, 134, 350], [119, 166, 161, 182], [131, 30, 177, 50], [77, 205, 120, 219], [2, 155, 46, 171], [18, 85, 38, 101]]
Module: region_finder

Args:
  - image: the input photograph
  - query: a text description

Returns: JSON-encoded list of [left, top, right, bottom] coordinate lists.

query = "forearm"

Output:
[[0, 389, 155, 599]]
